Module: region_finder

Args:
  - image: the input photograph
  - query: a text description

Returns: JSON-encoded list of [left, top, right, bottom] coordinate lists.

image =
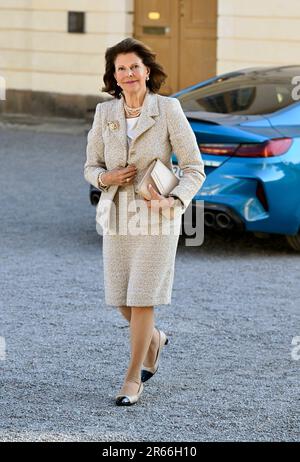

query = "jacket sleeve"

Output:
[[84, 103, 110, 192], [166, 97, 206, 213]]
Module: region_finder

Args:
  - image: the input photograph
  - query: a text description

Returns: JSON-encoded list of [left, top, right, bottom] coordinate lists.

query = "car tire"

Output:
[[285, 232, 300, 251]]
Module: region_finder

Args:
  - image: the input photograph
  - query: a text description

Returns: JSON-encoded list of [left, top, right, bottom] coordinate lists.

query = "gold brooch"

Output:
[[107, 121, 119, 131]]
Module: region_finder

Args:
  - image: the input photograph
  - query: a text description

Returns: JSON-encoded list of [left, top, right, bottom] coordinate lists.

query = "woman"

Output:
[[84, 38, 206, 406]]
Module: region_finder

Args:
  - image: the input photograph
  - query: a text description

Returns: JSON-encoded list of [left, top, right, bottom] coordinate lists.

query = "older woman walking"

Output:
[[84, 38, 206, 406]]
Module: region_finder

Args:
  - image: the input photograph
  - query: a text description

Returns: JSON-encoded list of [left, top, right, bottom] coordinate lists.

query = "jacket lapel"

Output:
[[110, 90, 160, 154], [131, 91, 159, 145], [111, 96, 127, 154]]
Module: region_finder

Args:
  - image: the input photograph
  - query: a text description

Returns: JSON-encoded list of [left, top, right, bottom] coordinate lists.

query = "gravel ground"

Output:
[[0, 121, 299, 442]]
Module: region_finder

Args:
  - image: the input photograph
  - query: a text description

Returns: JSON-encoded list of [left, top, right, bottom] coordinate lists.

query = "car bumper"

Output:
[[193, 151, 300, 235]]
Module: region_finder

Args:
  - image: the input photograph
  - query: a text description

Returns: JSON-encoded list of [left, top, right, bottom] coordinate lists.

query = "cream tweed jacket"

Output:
[[84, 90, 206, 229]]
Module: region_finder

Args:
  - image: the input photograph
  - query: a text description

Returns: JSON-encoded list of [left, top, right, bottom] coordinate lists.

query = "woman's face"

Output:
[[114, 52, 149, 96]]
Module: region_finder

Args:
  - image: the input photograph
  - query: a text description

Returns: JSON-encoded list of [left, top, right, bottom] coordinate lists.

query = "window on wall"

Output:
[[68, 11, 85, 33]]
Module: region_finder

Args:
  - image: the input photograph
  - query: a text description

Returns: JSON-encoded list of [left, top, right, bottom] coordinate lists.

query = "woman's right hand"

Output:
[[101, 164, 137, 186]]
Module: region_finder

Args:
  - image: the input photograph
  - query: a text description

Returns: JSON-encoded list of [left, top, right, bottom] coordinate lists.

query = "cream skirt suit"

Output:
[[84, 90, 206, 307]]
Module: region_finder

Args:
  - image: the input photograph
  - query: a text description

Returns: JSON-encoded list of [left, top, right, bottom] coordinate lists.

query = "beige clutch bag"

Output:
[[135, 158, 180, 200]]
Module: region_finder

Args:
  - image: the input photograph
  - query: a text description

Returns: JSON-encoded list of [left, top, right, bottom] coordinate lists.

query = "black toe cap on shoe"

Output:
[[116, 396, 131, 406], [141, 370, 154, 383]]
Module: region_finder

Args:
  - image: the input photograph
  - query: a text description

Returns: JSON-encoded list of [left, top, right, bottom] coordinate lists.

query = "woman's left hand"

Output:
[[144, 184, 175, 212]]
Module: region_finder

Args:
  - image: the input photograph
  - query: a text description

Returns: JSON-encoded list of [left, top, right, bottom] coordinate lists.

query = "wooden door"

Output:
[[134, 0, 217, 94], [178, 0, 217, 89]]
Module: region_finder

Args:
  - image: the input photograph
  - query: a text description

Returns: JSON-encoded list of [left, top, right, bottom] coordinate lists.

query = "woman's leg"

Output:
[[118, 305, 160, 368], [118, 306, 155, 396], [119, 305, 131, 323]]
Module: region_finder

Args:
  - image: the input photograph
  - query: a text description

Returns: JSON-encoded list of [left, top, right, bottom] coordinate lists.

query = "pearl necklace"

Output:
[[122, 89, 149, 118], [124, 102, 142, 117]]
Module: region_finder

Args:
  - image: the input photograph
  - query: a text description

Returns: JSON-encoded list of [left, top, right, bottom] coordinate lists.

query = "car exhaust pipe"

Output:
[[215, 212, 233, 229], [204, 212, 216, 227]]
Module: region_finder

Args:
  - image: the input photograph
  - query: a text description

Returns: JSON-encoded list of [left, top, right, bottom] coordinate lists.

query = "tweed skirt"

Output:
[[102, 182, 181, 307]]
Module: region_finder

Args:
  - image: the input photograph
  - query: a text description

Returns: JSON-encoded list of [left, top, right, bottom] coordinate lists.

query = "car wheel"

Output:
[[285, 232, 300, 251]]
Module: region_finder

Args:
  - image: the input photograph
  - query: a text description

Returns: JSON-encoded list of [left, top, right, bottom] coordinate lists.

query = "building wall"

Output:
[[217, 0, 300, 74], [2, 0, 300, 115], [0, 0, 133, 116]]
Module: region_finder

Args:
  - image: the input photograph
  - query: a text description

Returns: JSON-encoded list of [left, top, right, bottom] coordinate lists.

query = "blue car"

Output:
[[171, 65, 300, 251]]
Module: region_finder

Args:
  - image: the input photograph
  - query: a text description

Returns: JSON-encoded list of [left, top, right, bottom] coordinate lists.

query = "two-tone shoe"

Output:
[[115, 381, 144, 406], [141, 329, 169, 383]]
